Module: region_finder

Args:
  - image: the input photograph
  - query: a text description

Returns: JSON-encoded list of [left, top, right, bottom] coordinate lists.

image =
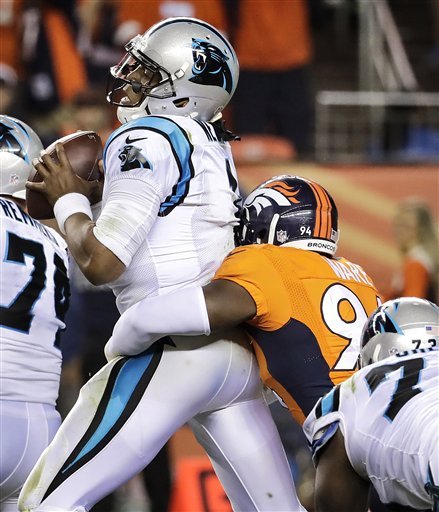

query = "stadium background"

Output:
[[237, 162, 438, 294]]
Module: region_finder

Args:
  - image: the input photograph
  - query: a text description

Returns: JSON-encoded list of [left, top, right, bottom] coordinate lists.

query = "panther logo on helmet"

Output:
[[0, 124, 27, 162], [118, 145, 152, 172], [189, 38, 233, 93], [0, 115, 44, 198], [108, 18, 239, 123]]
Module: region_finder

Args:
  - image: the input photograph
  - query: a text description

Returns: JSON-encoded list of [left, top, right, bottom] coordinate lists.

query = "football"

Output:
[[26, 130, 103, 220]]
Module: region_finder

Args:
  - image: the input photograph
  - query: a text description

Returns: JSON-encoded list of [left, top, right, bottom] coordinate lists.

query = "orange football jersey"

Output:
[[213, 244, 382, 424]]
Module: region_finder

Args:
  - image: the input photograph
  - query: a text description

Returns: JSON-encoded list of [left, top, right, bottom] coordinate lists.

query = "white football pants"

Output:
[[1, 400, 60, 512], [19, 330, 306, 511]]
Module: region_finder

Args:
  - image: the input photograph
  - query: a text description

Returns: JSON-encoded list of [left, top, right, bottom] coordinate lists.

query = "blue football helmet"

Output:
[[238, 175, 339, 256]]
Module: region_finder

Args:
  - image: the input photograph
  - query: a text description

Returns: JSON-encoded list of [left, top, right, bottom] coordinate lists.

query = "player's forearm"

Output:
[[105, 286, 211, 360], [52, 193, 125, 285], [64, 213, 125, 285]]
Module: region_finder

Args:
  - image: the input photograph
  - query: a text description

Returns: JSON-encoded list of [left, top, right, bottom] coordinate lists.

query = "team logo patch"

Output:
[[189, 38, 233, 93], [118, 144, 152, 172], [9, 173, 19, 185], [276, 230, 288, 244]]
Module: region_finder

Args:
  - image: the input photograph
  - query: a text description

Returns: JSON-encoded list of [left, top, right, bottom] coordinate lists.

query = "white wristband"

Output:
[[53, 193, 93, 235]]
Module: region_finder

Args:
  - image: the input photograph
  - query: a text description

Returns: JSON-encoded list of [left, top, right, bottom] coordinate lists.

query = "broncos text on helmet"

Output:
[[359, 297, 439, 367], [0, 115, 43, 199], [238, 175, 339, 256], [107, 17, 239, 124]]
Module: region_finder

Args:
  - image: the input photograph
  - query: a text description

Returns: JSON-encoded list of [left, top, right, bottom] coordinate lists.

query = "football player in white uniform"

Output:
[[0, 115, 70, 511], [304, 297, 439, 512], [19, 18, 304, 512]]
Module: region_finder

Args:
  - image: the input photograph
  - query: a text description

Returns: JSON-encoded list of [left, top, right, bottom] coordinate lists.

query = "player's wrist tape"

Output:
[[54, 193, 93, 235]]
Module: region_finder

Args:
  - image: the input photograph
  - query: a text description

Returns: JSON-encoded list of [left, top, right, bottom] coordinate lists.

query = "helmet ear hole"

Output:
[[173, 98, 189, 108]]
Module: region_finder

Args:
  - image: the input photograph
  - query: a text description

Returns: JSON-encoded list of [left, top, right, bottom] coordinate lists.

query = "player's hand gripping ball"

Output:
[[26, 130, 103, 219]]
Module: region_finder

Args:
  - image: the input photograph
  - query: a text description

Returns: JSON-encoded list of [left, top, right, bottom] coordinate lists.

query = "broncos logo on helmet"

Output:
[[118, 144, 152, 172], [189, 38, 233, 93], [244, 181, 301, 215], [238, 175, 339, 256]]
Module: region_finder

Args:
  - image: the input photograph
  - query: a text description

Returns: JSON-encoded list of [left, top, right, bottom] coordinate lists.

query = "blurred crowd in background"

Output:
[[2, 0, 439, 161], [1, 1, 438, 511], [1, 0, 320, 158]]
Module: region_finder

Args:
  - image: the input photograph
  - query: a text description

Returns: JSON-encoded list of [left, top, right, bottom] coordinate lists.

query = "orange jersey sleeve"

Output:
[[214, 245, 291, 330], [214, 244, 382, 425]]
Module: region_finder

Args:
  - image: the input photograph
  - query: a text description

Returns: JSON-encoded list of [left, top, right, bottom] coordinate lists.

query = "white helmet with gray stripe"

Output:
[[359, 297, 439, 367], [107, 17, 239, 124]]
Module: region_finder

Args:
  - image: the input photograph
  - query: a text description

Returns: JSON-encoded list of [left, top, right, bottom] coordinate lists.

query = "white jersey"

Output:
[[94, 115, 240, 313], [304, 348, 439, 510], [18, 120, 306, 512], [0, 197, 69, 406]]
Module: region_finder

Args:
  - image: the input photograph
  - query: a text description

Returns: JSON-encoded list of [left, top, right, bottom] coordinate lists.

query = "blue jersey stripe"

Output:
[[43, 346, 163, 500], [321, 386, 338, 416], [62, 352, 154, 472]]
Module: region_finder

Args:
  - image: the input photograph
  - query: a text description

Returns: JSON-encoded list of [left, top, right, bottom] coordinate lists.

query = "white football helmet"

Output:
[[359, 297, 439, 367], [0, 115, 43, 199], [107, 17, 239, 123]]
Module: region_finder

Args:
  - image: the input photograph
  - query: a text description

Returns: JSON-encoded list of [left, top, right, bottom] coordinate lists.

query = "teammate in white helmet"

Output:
[[304, 297, 439, 512], [19, 18, 304, 512], [0, 115, 70, 512]]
